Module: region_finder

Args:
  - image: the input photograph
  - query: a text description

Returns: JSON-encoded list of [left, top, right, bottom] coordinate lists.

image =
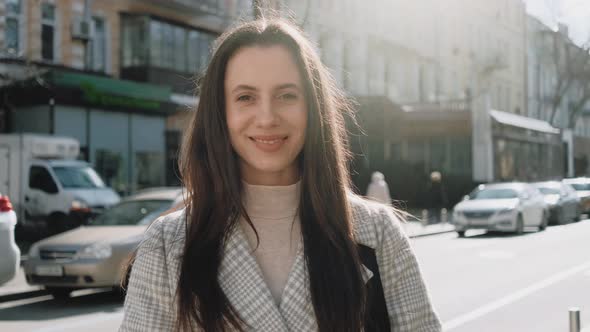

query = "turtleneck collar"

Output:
[[242, 180, 301, 220]]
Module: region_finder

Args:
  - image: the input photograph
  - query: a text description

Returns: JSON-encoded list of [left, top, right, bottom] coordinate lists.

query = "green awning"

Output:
[[48, 71, 171, 102], [42, 70, 175, 112]]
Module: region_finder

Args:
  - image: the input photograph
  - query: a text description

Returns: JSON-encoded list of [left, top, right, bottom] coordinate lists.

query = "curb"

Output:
[[408, 228, 457, 238], [0, 289, 49, 303]]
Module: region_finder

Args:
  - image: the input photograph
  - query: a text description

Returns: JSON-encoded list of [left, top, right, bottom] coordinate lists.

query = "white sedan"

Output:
[[453, 183, 548, 237], [0, 193, 20, 285]]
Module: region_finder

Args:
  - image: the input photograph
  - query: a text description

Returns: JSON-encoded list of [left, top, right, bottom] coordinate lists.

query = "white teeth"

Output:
[[255, 139, 281, 144]]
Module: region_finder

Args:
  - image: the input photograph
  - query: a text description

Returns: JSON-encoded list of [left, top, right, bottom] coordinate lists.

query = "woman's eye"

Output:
[[278, 93, 298, 102], [237, 95, 253, 102]]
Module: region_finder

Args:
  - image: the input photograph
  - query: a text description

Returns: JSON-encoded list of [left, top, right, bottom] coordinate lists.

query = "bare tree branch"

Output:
[[543, 29, 590, 128]]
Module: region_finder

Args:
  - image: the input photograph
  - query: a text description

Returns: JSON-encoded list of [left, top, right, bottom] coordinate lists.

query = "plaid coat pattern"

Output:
[[119, 195, 442, 331]]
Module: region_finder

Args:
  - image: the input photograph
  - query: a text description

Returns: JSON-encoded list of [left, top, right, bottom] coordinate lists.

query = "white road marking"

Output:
[[443, 259, 590, 331]]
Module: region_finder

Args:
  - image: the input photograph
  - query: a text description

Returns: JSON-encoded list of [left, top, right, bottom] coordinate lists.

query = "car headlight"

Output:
[[453, 210, 463, 218], [75, 243, 112, 259], [70, 198, 90, 213], [28, 244, 40, 258]]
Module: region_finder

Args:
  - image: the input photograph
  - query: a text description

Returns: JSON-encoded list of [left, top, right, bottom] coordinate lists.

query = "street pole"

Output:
[[569, 307, 581, 332]]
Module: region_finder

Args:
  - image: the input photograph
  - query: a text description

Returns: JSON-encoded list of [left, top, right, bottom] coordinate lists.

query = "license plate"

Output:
[[468, 218, 489, 226], [35, 265, 63, 277]]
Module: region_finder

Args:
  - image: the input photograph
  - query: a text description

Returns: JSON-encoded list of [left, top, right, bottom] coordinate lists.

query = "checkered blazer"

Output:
[[119, 195, 442, 332]]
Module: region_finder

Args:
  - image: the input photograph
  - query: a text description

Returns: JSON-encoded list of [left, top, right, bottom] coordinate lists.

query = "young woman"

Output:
[[120, 17, 441, 332]]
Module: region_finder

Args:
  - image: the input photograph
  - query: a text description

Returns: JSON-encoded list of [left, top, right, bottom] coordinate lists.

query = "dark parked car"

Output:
[[563, 177, 590, 214], [532, 181, 580, 225]]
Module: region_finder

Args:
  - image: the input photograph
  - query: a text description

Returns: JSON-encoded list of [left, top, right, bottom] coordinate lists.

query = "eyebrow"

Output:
[[231, 83, 301, 94]]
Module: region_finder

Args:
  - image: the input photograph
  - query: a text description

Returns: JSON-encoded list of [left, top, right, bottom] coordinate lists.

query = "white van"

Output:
[[0, 134, 120, 233]]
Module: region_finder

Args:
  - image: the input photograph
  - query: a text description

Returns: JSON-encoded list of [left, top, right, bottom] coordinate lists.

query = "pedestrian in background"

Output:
[[366, 171, 392, 205], [427, 171, 447, 224], [120, 17, 441, 332]]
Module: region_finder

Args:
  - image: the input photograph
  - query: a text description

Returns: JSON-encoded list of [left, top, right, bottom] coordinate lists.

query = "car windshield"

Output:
[[537, 187, 560, 195], [52, 166, 106, 189], [90, 200, 172, 226], [569, 183, 590, 191], [470, 188, 519, 200]]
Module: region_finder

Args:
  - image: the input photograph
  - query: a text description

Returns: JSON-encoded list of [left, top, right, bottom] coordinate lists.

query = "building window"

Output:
[[92, 17, 107, 72], [162, 23, 174, 68], [150, 20, 162, 68], [138, 17, 215, 73], [135, 151, 164, 191], [173, 26, 187, 72], [122, 16, 148, 67], [449, 137, 472, 176], [187, 30, 200, 72], [41, 3, 56, 61], [5, 0, 21, 56]]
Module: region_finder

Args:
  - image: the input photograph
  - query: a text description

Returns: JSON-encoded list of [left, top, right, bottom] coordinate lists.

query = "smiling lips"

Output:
[[250, 135, 288, 152]]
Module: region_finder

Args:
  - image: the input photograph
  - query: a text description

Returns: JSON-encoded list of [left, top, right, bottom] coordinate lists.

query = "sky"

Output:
[[524, 0, 590, 44]]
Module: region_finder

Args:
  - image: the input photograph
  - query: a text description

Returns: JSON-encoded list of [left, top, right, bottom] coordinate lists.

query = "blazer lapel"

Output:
[[278, 244, 317, 331], [279, 246, 375, 332], [218, 224, 289, 332]]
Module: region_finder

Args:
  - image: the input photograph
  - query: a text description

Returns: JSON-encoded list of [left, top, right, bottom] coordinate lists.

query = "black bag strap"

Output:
[[357, 244, 391, 332]]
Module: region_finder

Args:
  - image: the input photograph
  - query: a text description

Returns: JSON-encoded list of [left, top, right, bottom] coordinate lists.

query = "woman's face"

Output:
[[224, 45, 308, 186]]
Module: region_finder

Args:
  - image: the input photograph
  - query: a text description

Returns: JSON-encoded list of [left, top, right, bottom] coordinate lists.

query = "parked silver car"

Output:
[[24, 187, 183, 299], [563, 177, 590, 214], [532, 181, 580, 225], [453, 183, 548, 237]]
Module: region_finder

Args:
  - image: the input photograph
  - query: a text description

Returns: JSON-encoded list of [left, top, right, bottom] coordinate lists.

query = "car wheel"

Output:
[[515, 214, 524, 235], [539, 212, 548, 231], [574, 206, 582, 222], [112, 286, 127, 301], [557, 208, 565, 225], [46, 287, 73, 300], [457, 231, 466, 238]]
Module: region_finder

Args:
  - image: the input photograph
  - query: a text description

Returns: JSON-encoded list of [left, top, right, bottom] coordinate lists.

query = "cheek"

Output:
[[225, 109, 244, 138]]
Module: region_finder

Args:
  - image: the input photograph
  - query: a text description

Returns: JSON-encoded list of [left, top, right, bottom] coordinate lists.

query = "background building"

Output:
[[0, 0, 253, 195], [278, 0, 568, 208], [527, 14, 590, 178]]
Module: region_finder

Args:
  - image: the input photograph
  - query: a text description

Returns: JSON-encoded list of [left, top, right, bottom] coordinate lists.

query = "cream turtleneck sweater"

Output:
[[240, 181, 302, 305]]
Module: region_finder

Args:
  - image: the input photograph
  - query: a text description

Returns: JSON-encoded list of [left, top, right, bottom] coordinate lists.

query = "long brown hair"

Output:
[[178, 18, 366, 331]]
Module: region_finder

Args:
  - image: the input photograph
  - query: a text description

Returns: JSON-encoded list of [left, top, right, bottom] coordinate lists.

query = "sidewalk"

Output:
[[402, 208, 457, 238], [403, 220, 456, 238]]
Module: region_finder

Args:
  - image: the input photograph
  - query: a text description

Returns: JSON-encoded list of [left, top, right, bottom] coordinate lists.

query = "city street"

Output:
[[414, 220, 590, 332], [1, 220, 590, 331]]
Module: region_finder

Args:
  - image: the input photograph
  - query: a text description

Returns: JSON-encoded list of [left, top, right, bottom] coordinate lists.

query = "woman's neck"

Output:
[[242, 180, 301, 219], [240, 166, 300, 186]]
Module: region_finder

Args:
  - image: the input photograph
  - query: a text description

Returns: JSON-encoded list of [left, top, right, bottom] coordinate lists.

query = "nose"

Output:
[[255, 97, 279, 128]]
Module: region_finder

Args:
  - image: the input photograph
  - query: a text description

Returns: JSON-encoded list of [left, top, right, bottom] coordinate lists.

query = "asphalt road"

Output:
[[412, 220, 590, 332], [1, 221, 589, 331]]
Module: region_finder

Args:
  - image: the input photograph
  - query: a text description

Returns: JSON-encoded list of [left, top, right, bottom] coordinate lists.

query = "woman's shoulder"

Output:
[[143, 207, 187, 248], [348, 193, 406, 248]]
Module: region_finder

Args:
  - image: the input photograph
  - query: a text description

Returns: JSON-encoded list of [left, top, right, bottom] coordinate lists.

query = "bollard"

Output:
[[421, 209, 428, 227], [441, 208, 448, 224], [569, 307, 581, 332]]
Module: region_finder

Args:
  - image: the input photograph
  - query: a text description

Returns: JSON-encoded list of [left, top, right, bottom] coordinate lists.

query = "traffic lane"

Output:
[[410, 221, 590, 321], [445, 262, 590, 332], [0, 289, 123, 332]]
